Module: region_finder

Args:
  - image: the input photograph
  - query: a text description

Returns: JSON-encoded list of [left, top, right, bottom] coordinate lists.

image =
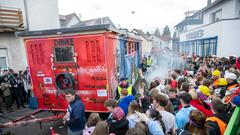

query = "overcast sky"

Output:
[[58, 0, 209, 34]]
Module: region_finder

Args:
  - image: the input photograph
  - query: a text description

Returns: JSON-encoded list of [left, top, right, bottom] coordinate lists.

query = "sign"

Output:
[[97, 90, 107, 97], [186, 30, 204, 39], [43, 77, 53, 84]]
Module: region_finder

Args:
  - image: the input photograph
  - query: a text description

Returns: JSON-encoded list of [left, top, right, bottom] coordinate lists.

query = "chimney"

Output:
[[207, 0, 212, 6]]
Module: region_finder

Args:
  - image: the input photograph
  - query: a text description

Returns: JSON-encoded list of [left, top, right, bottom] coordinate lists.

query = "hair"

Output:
[[64, 89, 75, 95], [179, 92, 192, 104], [202, 79, 212, 87], [147, 109, 166, 133], [153, 93, 169, 107], [104, 99, 118, 108], [211, 97, 227, 114], [181, 82, 190, 92], [135, 122, 148, 134], [91, 121, 108, 135], [127, 100, 140, 116], [125, 128, 146, 135], [86, 113, 101, 127], [168, 88, 177, 94], [164, 101, 174, 113], [174, 69, 181, 75], [149, 82, 157, 90], [185, 110, 206, 135], [149, 88, 159, 99], [154, 79, 160, 86]]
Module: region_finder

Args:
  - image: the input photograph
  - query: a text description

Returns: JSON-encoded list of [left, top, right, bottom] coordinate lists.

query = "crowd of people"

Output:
[[62, 55, 240, 135], [0, 68, 31, 113]]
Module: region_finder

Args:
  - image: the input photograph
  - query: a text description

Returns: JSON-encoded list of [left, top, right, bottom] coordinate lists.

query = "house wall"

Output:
[[0, 33, 27, 71], [0, 0, 60, 30], [0, 0, 60, 71], [141, 37, 152, 56], [203, 0, 236, 25]]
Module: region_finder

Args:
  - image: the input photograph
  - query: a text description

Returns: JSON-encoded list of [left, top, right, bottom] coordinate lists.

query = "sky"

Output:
[[58, 0, 208, 34]]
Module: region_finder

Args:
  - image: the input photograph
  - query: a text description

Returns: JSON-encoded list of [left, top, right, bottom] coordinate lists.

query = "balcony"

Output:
[[0, 7, 24, 32]]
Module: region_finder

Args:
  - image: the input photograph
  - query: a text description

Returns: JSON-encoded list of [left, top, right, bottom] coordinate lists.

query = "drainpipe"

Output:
[[23, 0, 29, 30]]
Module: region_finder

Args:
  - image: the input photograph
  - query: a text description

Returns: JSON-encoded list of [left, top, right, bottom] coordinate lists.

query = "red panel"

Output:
[[25, 33, 118, 112]]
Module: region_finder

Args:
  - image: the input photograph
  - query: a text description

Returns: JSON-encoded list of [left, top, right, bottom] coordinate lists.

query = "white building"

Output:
[[150, 34, 171, 49], [174, 0, 240, 57], [0, 0, 60, 71], [132, 29, 153, 56], [60, 13, 81, 28]]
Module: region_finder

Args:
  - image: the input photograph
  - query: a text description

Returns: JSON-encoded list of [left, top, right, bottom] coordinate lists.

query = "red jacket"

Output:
[[178, 99, 213, 117]]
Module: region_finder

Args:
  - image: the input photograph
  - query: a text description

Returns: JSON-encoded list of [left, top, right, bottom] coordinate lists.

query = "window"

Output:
[[54, 47, 74, 62], [0, 57, 7, 69], [211, 10, 222, 23], [85, 40, 102, 64]]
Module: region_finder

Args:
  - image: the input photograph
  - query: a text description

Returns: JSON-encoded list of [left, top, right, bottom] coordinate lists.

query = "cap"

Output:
[[199, 85, 210, 96], [218, 78, 228, 86], [224, 73, 237, 80], [212, 70, 221, 77]]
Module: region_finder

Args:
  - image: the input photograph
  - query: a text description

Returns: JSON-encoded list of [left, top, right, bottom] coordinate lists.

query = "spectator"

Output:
[[167, 88, 180, 115], [83, 113, 101, 135], [104, 99, 118, 122], [1, 75, 12, 111], [91, 121, 109, 135], [185, 110, 207, 135], [206, 98, 230, 135], [63, 89, 86, 135], [180, 82, 190, 93], [175, 92, 196, 129], [118, 90, 135, 115], [108, 107, 129, 135], [127, 100, 140, 128], [136, 110, 164, 135], [153, 93, 176, 133], [125, 128, 146, 135]]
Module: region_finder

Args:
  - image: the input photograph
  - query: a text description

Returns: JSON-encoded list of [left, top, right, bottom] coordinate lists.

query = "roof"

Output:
[[175, 0, 226, 28], [160, 35, 171, 41], [59, 13, 81, 28], [15, 24, 119, 37], [132, 29, 152, 41], [201, 0, 225, 12], [72, 16, 116, 28]]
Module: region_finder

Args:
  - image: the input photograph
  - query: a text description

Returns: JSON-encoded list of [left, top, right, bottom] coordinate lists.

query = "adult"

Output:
[[115, 78, 136, 100], [175, 92, 196, 129], [63, 89, 86, 135]]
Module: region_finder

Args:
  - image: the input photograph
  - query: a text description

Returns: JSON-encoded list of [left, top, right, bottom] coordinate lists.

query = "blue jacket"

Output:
[[147, 120, 164, 135], [118, 95, 135, 115], [66, 96, 86, 132], [175, 105, 196, 129]]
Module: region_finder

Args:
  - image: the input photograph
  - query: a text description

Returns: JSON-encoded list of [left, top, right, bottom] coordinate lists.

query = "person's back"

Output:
[[158, 110, 175, 134], [206, 98, 230, 135], [176, 92, 196, 129], [108, 107, 129, 135], [118, 95, 135, 115]]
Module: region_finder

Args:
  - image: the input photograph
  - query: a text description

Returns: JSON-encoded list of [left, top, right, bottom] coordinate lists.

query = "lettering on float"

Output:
[[54, 38, 74, 46], [78, 66, 106, 76]]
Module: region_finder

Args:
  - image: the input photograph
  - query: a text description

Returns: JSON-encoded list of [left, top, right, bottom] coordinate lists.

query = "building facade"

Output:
[[132, 29, 153, 56], [0, 0, 60, 71], [174, 0, 240, 57]]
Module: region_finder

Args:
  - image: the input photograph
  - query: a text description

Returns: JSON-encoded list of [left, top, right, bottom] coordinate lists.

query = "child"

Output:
[[83, 113, 101, 135]]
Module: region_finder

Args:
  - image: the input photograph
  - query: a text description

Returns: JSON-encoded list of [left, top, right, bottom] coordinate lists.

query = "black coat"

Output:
[[109, 117, 129, 135]]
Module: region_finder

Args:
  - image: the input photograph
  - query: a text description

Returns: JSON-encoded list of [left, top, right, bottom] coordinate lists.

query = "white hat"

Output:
[[224, 72, 237, 80]]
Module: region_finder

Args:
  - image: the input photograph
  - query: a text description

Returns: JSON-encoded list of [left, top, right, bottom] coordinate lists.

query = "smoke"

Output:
[[146, 50, 184, 82]]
